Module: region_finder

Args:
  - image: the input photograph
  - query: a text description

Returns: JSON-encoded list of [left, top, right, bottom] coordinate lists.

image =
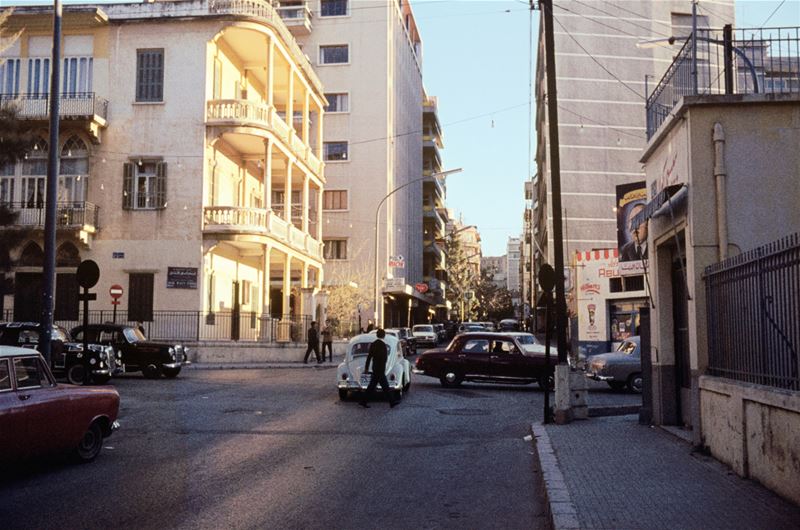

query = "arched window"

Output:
[[59, 136, 89, 203], [22, 138, 47, 208], [56, 242, 81, 267], [19, 242, 44, 267]]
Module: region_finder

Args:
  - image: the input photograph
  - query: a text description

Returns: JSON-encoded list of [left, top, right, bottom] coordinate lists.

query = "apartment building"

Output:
[[481, 255, 506, 290], [285, 0, 431, 327], [506, 236, 521, 314], [532, 1, 733, 339], [1, 0, 326, 339]]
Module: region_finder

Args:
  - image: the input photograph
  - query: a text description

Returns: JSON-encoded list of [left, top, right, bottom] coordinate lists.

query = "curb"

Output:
[[531, 423, 580, 530], [588, 404, 641, 417], [187, 362, 340, 370]]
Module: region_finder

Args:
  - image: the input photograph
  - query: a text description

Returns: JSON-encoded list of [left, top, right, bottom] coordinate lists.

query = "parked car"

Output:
[[433, 323, 446, 342], [412, 324, 438, 348], [71, 323, 190, 379], [481, 321, 496, 332], [498, 318, 520, 331], [399, 327, 418, 355], [369, 328, 410, 357], [336, 333, 411, 401], [387, 327, 416, 356], [0, 346, 120, 463], [584, 336, 642, 393], [457, 322, 485, 335], [0, 322, 117, 385], [502, 332, 548, 355], [413, 332, 556, 389]]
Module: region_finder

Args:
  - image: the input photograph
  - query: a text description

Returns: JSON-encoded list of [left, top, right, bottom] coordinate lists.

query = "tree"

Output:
[[0, 11, 36, 315], [475, 268, 514, 321], [323, 240, 374, 338], [444, 235, 480, 321]]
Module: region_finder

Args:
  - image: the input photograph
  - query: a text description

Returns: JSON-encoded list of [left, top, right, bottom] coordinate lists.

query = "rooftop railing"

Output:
[[647, 26, 800, 139]]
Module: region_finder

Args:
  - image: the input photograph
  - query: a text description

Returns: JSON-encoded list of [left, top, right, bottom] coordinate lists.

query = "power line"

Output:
[[556, 105, 647, 139], [599, 0, 674, 31], [551, 2, 673, 48], [569, 0, 673, 39], [552, 16, 646, 100], [761, 0, 787, 26]]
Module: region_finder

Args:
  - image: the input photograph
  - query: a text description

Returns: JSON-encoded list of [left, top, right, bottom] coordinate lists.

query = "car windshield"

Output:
[[512, 334, 538, 345], [413, 325, 433, 333], [617, 340, 638, 355], [123, 327, 147, 343]]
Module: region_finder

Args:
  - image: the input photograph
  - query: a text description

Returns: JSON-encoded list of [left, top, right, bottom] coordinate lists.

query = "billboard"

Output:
[[616, 182, 647, 275]]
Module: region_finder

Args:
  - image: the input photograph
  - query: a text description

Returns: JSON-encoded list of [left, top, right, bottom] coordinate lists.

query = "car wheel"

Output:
[[403, 377, 410, 393], [607, 381, 627, 391], [74, 421, 104, 463], [162, 367, 181, 379], [67, 363, 87, 385], [439, 371, 463, 388], [538, 373, 555, 391], [338, 388, 348, 401], [92, 373, 112, 385], [142, 364, 163, 379], [627, 372, 643, 394]]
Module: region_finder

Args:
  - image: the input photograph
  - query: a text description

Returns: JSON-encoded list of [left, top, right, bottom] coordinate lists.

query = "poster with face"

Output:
[[616, 182, 648, 264]]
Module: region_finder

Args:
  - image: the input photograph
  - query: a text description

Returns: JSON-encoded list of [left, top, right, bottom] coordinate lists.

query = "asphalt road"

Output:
[[0, 360, 639, 530]]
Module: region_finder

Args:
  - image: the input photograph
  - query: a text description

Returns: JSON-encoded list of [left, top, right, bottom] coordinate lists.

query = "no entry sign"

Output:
[[109, 284, 124, 305]]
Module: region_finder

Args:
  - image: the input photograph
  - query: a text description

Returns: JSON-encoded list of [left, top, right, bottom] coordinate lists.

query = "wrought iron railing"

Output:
[[647, 26, 800, 139], [704, 233, 800, 391], [2, 201, 99, 230], [0, 92, 109, 121]]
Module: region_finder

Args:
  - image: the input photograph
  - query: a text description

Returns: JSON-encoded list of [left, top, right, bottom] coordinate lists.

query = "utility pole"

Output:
[[40, 0, 62, 364], [539, 0, 572, 423]]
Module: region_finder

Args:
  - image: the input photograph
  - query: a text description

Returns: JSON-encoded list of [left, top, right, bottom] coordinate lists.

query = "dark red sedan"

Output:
[[413, 332, 556, 389], [0, 346, 120, 463]]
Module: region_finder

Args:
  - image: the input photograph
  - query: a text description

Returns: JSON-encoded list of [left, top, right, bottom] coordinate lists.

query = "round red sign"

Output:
[[415, 283, 429, 293], [109, 284, 124, 300]]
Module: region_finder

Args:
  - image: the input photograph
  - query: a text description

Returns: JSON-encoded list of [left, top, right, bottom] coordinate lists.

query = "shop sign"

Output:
[[388, 255, 406, 268], [167, 267, 198, 289]]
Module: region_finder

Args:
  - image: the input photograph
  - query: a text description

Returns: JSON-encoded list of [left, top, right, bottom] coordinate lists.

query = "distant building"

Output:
[[506, 237, 521, 315], [481, 255, 506, 290]]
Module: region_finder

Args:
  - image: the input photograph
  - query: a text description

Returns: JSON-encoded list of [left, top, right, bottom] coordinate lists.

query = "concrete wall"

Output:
[[190, 340, 348, 363], [700, 376, 800, 506]]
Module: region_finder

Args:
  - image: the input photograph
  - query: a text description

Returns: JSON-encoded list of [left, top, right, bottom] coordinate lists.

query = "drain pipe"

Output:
[[713, 123, 729, 261]]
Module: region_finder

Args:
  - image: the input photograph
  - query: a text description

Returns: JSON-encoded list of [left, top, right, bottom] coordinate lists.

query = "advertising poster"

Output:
[[616, 181, 647, 276]]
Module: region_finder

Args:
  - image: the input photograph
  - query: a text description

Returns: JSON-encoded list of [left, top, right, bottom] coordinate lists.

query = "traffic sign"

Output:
[[109, 284, 124, 300], [76, 260, 100, 289]]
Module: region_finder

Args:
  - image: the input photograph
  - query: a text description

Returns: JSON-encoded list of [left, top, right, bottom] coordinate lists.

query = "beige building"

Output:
[[285, 0, 433, 327], [1, 0, 326, 340]]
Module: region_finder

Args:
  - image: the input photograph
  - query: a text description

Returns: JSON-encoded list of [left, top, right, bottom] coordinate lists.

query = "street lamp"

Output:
[[374, 168, 463, 327]]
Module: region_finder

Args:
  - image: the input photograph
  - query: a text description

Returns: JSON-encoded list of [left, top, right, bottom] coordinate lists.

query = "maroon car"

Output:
[[0, 346, 120, 463], [413, 332, 556, 389]]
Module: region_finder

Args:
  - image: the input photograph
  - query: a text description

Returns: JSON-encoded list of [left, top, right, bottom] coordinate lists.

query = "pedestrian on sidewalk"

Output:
[[321, 321, 333, 362], [359, 328, 399, 409], [366, 319, 374, 332], [303, 321, 322, 364]]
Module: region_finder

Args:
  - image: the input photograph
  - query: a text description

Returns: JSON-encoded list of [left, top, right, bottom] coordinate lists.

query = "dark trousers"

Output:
[[361, 371, 398, 405], [304, 342, 321, 363], [322, 341, 333, 361]]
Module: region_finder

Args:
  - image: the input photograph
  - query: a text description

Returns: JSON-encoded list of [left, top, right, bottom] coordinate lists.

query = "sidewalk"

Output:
[[531, 415, 800, 530], [187, 357, 342, 370]]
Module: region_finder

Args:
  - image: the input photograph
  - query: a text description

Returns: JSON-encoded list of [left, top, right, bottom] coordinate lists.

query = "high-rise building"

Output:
[[288, 0, 436, 326], [506, 236, 521, 313]]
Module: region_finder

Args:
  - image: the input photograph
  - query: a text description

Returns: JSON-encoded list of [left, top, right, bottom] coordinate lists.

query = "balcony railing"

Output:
[[3, 201, 99, 231], [206, 99, 322, 177], [647, 26, 800, 139], [276, 4, 312, 34], [0, 93, 108, 122]]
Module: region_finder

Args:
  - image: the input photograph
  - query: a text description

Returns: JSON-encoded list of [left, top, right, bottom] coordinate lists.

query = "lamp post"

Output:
[[374, 168, 463, 327]]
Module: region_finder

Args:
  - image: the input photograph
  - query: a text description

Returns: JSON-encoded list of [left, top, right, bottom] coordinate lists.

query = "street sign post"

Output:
[[76, 260, 99, 384], [109, 284, 123, 322]]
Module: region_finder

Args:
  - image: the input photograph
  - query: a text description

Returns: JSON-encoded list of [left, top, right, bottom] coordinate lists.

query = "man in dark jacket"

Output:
[[359, 328, 399, 408], [303, 321, 322, 364]]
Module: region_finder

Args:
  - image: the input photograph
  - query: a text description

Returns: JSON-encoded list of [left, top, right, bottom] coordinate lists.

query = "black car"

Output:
[[71, 324, 190, 379], [0, 322, 117, 385], [413, 332, 556, 390]]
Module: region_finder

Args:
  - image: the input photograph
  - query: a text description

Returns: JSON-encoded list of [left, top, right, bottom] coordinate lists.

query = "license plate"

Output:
[[360, 373, 371, 386]]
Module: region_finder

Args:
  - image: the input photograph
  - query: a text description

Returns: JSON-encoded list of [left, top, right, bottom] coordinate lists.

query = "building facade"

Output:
[[506, 236, 521, 314], [287, 0, 432, 327], [1, 0, 326, 341]]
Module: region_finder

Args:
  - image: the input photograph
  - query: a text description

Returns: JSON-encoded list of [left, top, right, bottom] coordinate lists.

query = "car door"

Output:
[[489, 339, 534, 379], [13, 355, 74, 456], [458, 338, 492, 377], [0, 358, 28, 460]]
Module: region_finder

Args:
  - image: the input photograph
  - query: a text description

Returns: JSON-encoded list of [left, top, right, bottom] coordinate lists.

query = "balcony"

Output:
[[206, 99, 322, 177], [203, 205, 322, 261], [276, 3, 312, 35], [423, 170, 446, 200], [3, 201, 99, 242], [423, 205, 446, 234], [0, 93, 108, 142]]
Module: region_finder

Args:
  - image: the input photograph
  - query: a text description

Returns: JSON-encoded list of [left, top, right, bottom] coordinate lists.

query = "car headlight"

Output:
[[90, 358, 96, 365], [169, 347, 175, 354]]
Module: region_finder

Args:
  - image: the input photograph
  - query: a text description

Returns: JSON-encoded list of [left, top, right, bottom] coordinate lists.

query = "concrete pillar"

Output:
[[287, 65, 294, 133], [554, 364, 573, 424], [316, 100, 324, 160], [302, 91, 310, 145], [266, 39, 274, 107], [264, 138, 272, 211], [262, 244, 272, 315], [302, 174, 309, 233], [316, 184, 323, 241], [284, 162, 293, 223], [282, 253, 292, 318]]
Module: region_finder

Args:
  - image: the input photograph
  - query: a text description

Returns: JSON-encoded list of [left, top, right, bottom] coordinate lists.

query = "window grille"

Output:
[[320, 0, 347, 17], [320, 45, 349, 65]]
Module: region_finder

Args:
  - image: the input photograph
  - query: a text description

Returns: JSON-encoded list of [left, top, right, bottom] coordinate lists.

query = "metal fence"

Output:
[[647, 26, 800, 139], [0, 310, 313, 344], [2, 201, 99, 230], [704, 233, 800, 391]]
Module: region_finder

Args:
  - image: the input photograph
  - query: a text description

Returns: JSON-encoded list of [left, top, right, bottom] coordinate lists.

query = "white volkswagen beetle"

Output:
[[337, 333, 411, 401]]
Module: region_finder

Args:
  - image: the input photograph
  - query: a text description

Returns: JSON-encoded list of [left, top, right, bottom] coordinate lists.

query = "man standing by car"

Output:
[[303, 321, 322, 364], [359, 328, 399, 408]]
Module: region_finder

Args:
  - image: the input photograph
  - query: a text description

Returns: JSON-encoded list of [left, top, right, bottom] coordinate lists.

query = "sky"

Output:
[[411, 0, 800, 256], [6, 0, 800, 256]]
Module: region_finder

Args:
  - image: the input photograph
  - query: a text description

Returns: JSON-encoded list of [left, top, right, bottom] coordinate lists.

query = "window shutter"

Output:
[[156, 161, 167, 209], [123, 162, 134, 209]]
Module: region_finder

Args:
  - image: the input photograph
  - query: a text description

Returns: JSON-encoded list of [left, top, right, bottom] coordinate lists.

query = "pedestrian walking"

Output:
[[321, 321, 333, 362], [359, 328, 399, 409], [303, 321, 322, 364], [366, 319, 374, 332]]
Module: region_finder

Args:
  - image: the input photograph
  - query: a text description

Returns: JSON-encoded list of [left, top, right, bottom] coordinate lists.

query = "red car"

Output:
[[413, 332, 556, 389], [0, 346, 120, 463]]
